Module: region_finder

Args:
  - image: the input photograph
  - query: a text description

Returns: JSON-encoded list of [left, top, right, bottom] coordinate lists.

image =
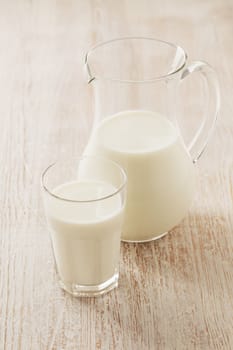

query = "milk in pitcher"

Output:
[[84, 110, 195, 241]]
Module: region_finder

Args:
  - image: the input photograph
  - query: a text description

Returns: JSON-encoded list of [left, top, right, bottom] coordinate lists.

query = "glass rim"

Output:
[[41, 156, 127, 203], [85, 36, 188, 83]]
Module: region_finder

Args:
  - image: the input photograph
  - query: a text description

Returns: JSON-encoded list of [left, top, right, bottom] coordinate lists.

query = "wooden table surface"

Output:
[[0, 0, 232, 349]]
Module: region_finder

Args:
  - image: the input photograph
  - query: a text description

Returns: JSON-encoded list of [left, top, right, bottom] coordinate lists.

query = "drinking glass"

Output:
[[42, 156, 127, 297]]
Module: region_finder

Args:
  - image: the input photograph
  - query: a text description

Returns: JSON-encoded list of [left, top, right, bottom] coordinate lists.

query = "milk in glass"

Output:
[[45, 180, 124, 285]]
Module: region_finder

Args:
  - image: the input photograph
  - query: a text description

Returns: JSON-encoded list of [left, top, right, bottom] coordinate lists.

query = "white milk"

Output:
[[45, 181, 124, 286], [84, 110, 195, 241]]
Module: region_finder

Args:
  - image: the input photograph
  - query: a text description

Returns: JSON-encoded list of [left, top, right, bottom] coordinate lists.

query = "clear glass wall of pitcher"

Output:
[[84, 37, 220, 242]]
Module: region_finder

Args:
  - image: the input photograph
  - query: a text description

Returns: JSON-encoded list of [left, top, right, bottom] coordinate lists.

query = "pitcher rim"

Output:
[[85, 36, 188, 83]]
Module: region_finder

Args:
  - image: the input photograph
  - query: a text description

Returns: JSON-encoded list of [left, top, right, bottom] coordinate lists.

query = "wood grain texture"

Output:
[[0, 0, 232, 349]]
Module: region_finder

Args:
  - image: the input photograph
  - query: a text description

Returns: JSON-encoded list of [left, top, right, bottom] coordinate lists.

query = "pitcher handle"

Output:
[[180, 61, 220, 163]]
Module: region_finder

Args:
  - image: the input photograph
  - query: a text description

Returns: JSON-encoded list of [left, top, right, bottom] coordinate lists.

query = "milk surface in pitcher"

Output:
[[84, 110, 195, 241]]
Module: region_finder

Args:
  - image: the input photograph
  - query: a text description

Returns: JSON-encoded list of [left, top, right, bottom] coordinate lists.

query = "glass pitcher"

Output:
[[84, 37, 220, 242]]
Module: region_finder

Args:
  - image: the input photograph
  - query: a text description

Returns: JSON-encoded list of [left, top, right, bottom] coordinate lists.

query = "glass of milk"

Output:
[[42, 156, 127, 297]]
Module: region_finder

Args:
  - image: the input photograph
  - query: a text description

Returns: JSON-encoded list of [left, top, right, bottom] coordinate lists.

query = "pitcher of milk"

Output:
[[84, 37, 220, 242]]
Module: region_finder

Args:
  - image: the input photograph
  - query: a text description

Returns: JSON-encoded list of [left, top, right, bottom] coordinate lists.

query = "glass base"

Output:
[[58, 272, 119, 297], [121, 231, 169, 243]]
